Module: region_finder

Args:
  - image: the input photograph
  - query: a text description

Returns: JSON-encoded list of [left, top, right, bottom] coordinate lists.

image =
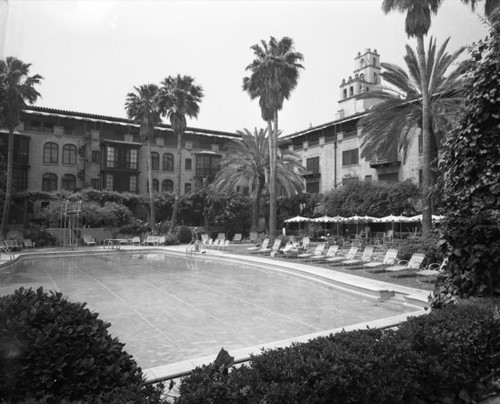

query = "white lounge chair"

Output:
[[233, 233, 242, 243], [363, 249, 399, 273], [23, 239, 35, 249], [82, 234, 96, 246], [416, 258, 448, 283], [297, 243, 326, 260], [309, 245, 340, 263], [248, 238, 269, 253], [384, 253, 426, 278], [260, 239, 281, 255], [342, 246, 374, 268], [326, 246, 359, 265]]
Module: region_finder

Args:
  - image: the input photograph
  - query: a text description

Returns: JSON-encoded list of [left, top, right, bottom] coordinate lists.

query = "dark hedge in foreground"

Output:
[[176, 299, 500, 403], [0, 287, 165, 403]]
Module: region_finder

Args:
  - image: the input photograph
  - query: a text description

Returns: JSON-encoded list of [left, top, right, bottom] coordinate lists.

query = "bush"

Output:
[[176, 299, 500, 403], [176, 225, 193, 244], [397, 231, 442, 263], [0, 287, 165, 403], [163, 233, 180, 245]]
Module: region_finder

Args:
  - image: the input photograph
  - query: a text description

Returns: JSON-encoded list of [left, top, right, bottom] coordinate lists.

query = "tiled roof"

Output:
[[25, 105, 240, 139]]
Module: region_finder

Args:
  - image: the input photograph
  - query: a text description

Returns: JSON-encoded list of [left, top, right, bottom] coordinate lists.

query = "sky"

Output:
[[0, 0, 491, 136]]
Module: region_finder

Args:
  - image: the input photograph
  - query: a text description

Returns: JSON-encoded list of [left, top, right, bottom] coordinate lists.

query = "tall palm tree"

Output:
[[0, 57, 42, 237], [461, 0, 500, 19], [382, 0, 444, 237], [157, 74, 203, 233], [125, 84, 161, 232], [212, 127, 305, 232], [359, 37, 465, 186], [243, 36, 304, 239]]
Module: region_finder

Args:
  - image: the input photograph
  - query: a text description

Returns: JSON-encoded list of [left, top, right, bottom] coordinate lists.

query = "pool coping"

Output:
[[1, 244, 431, 383]]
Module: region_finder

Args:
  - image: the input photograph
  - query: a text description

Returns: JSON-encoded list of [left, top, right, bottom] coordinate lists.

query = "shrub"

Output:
[[176, 225, 193, 244], [397, 231, 442, 263], [163, 233, 180, 245], [0, 287, 164, 403], [176, 299, 500, 403]]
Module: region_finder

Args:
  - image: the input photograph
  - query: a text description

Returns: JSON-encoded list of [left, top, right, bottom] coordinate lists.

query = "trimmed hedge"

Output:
[[176, 299, 500, 403], [0, 287, 165, 403]]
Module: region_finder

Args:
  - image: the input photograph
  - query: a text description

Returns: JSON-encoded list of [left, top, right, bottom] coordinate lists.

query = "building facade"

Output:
[[0, 106, 239, 220], [280, 48, 423, 194]]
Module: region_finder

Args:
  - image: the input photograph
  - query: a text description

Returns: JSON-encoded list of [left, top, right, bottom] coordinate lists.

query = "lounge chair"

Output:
[[363, 249, 399, 273], [326, 246, 359, 265], [157, 236, 166, 246], [248, 238, 269, 253], [144, 235, 159, 246], [23, 239, 36, 249], [384, 253, 426, 278], [260, 238, 281, 255], [342, 246, 374, 269], [132, 237, 141, 245], [217, 233, 226, 241], [220, 239, 231, 251], [249, 231, 258, 243], [309, 245, 340, 263], [82, 234, 96, 246], [297, 243, 326, 260], [416, 258, 448, 283], [4, 240, 22, 251], [232, 233, 242, 243]]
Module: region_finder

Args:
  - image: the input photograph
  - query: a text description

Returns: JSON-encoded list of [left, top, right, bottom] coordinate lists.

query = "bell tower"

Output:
[[337, 48, 383, 119]]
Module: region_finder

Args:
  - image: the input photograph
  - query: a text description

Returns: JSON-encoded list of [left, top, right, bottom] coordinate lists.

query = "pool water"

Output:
[[1, 253, 412, 368]]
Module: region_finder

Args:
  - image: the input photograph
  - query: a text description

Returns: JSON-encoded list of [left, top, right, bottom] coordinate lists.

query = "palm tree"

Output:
[[0, 57, 42, 237], [359, 37, 465, 187], [157, 74, 203, 233], [461, 0, 500, 19], [125, 84, 161, 233], [382, 0, 445, 237], [243, 36, 304, 239], [212, 127, 305, 232]]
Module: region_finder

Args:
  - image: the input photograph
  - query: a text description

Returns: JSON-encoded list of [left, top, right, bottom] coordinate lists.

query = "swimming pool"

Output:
[[0, 252, 421, 369]]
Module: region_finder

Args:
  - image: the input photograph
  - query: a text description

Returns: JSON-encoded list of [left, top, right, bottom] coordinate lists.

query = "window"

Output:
[[62, 144, 77, 165], [373, 72, 378, 83], [129, 175, 137, 193], [343, 88, 347, 99], [151, 152, 160, 170], [61, 174, 76, 190], [185, 158, 192, 170], [342, 149, 359, 166], [162, 153, 174, 171], [126, 149, 138, 169], [12, 168, 27, 191], [43, 142, 58, 164], [418, 132, 423, 154], [42, 173, 57, 192], [378, 172, 399, 183], [306, 157, 320, 174], [419, 169, 423, 186], [92, 150, 100, 164], [196, 154, 220, 178], [106, 146, 117, 168], [104, 174, 113, 190], [184, 183, 192, 194], [349, 86, 354, 96], [152, 179, 159, 192], [306, 179, 320, 194], [162, 179, 174, 192], [91, 178, 100, 189]]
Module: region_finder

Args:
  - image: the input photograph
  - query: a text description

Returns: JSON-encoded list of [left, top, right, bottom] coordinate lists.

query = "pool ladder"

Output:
[[0, 245, 15, 261], [186, 241, 195, 257]]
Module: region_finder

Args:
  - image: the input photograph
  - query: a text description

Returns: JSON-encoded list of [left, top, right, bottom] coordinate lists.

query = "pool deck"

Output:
[[0, 243, 431, 383]]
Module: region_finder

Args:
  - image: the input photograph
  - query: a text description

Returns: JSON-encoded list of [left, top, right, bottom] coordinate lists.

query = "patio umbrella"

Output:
[[378, 214, 411, 236], [311, 215, 336, 237], [343, 215, 367, 235], [407, 214, 445, 223], [284, 215, 311, 233]]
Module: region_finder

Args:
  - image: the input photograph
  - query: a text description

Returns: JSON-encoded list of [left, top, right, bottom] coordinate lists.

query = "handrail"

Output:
[[0, 245, 15, 260]]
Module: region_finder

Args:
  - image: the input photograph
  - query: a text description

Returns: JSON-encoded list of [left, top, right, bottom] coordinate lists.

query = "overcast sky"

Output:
[[1, 0, 490, 135]]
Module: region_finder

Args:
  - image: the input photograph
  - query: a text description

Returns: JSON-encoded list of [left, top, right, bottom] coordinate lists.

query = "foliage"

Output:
[[176, 299, 500, 403], [118, 218, 151, 237], [277, 193, 322, 226], [22, 223, 57, 247], [205, 192, 252, 235], [432, 23, 500, 308], [175, 225, 193, 244], [397, 231, 442, 262], [322, 180, 420, 217], [163, 232, 180, 245], [0, 287, 165, 403]]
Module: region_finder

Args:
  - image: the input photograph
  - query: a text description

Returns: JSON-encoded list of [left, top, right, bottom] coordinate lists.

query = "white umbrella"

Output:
[[284, 215, 311, 223], [311, 215, 336, 237], [378, 214, 412, 236], [407, 214, 445, 223]]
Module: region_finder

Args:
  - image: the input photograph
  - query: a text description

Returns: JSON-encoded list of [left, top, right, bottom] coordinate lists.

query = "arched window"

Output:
[[42, 173, 57, 192], [360, 58, 365, 66], [162, 179, 174, 192], [373, 72, 378, 83], [343, 88, 347, 99], [43, 142, 58, 164], [62, 144, 77, 165], [151, 152, 159, 170], [152, 179, 159, 192], [349, 86, 354, 96], [162, 153, 174, 171], [61, 174, 76, 191]]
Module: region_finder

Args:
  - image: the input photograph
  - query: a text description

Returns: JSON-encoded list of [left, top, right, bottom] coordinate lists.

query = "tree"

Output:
[[157, 75, 203, 233], [359, 37, 465, 189], [461, 0, 500, 19], [382, 0, 445, 238], [124, 84, 161, 233], [243, 36, 304, 239], [431, 22, 500, 307], [0, 57, 42, 237], [212, 127, 305, 232]]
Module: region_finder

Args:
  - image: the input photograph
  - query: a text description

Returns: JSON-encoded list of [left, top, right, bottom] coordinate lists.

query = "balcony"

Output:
[[369, 157, 401, 168]]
